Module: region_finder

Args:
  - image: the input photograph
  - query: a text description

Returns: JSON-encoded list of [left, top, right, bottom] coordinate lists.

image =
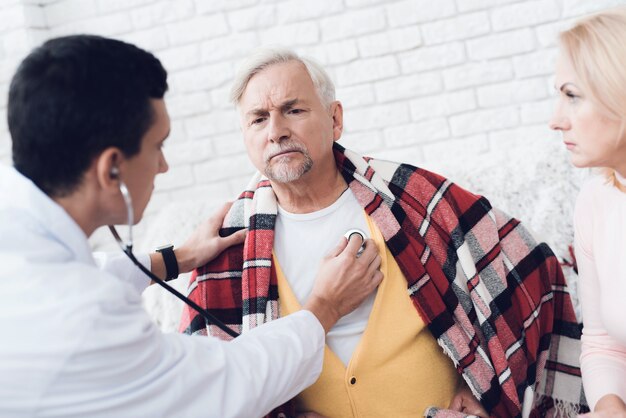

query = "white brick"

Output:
[[163, 139, 215, 166], [96, 0, 153, 14], [335, 56, 399, 86], [520, 98, 553, 124], [165, 119, 188, 144], [51, 12, 132, 37], [211, 85, 234, 109], [338, 131, 383, 154], [399, 42, 465, 73], [228, 174, 256, 196], [0, 5, 26, 33], [489, 124, 550, 151], [335, 84, 376, 108], [277, 0, 344, 24], [170, 182, 234, 203], [357, 26, 422, 58], [409, 89, 477, 121], [23, 5, 46, 28], [201, 32, 259, 64], [384, 118, 450, 147], [195, 0, 258, 15], [120, 27, 169, 51], [477, 78, 548, 108], [374, 72, 442, 103], [193, 154, 255, 181], [0, 57, 19, 83], [443, 59, 513, 90], [260, 21, 319, 46], [422, 134, 489, 161], [535, 20, 574, 48], [344, 102, 410, 131], [456, 0, 519, 13], [0, 29, 30, 57], [491, 0, 560, 32], [467, 29, 535, 60], [387, 0, 456, 28], [45, 0, 97, 27], [450, 107, 519, 136], [320, 8, 386, 42], [166, 15, 229, 46], [227, 5, 277, 31], [157, 44, 201, 72], [131, 0, 195, 30], [299, 39, 359, 66], [166, 92, 212, 119], [172, 61, 233, 93], [513, 48, 557, 79], [370, 146, 424, 166], [563, 0, 626, 18], [421, 12, 490, 45], [154, 164, 194, 191], [346, 0, 390, 7], [184, 110, 239, 139], [211, 132, 246, 156]]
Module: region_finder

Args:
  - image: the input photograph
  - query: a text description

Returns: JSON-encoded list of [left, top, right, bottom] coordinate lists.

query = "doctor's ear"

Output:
[[94, 147, 124, 188]]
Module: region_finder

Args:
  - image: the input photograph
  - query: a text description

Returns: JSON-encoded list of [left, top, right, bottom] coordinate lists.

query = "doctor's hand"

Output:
[[149, 202, 246, 280], [176, 201, 246, 273], [303, 235, 383, 334]]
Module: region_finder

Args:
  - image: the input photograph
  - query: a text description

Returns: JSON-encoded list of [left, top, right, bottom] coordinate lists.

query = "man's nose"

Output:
[[268, 114, 290, 143]]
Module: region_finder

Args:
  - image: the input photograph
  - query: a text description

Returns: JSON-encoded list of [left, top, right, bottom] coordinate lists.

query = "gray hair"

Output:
[[230, 48, 336, 107]]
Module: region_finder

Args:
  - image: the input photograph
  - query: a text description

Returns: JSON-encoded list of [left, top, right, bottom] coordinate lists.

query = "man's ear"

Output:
[[330, 101, 344, 142], [94, 148, 123, 191]]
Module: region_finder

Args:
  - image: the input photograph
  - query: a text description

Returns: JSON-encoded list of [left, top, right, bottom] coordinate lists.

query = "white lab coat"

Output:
[[0, 164, 324, 418]]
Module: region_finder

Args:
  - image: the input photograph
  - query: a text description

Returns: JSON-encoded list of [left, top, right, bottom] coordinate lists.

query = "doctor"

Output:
[[0, 35, 383, 417]]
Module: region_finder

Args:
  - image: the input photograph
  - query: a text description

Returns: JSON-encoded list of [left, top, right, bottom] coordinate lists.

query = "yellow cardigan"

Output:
[[276, 215, 459, 417]]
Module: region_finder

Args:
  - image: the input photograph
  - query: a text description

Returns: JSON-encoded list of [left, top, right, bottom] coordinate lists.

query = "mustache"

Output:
[[264, 141, 308, 163]]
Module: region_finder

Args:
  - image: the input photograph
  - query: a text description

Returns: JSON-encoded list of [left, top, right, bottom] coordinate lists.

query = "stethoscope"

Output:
[[109, 181, 368, 340]]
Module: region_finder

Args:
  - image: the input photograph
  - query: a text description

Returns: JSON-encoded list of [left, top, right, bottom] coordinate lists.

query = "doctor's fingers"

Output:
[[218, 228, 246, 250], [353, 238, 378, 264]]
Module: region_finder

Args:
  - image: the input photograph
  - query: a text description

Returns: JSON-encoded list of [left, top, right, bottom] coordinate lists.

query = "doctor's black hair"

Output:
[[8, 34, 168, 197]]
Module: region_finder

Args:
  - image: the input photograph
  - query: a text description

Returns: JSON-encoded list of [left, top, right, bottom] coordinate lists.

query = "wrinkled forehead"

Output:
[[239, 61, 318, 110]]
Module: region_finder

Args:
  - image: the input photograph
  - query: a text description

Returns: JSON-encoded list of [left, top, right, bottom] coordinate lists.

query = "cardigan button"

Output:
[[350, 376, 357, 385]]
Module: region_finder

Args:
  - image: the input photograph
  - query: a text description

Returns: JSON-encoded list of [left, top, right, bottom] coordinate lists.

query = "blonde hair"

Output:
[[559, 7, 626, 191], [229, 48, 335, 108]]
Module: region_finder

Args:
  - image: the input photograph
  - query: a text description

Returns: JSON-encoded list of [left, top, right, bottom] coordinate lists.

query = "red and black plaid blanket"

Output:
[[180, 143, 586, 417]]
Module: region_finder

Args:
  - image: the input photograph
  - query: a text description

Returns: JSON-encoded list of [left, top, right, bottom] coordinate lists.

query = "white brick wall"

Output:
[[1, 0, 625, 249]]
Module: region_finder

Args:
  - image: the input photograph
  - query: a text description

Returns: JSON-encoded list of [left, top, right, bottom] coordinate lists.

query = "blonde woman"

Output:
[[550, 7, 626, 418]]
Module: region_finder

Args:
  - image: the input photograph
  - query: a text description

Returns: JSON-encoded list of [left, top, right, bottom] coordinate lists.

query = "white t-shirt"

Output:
[[274, 189, 375, 365]]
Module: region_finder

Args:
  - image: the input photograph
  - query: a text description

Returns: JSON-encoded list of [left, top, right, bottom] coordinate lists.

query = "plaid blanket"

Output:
[[180, 143, 586, 417]]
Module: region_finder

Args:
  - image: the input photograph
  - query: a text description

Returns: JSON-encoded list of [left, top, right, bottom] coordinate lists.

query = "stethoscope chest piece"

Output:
[[344, 228, 367, 257]]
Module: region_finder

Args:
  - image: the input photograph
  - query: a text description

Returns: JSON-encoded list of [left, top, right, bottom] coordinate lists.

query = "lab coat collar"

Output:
[[0, 164, 96, 266]]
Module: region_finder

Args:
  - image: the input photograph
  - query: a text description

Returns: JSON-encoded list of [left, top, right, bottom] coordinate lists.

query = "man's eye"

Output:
[[251, 117, 266, 125], [289, 109, 304, 114]]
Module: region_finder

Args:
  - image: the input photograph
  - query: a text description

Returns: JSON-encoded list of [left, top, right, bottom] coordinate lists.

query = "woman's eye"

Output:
[[289, 109, 303, 114]]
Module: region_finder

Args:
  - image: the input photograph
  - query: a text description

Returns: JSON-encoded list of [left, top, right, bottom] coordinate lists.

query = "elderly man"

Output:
[[180, 49, 586, 418]]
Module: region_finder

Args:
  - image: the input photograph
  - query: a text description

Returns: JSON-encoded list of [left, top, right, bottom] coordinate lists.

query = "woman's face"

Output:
[[549, 52, 626, 175]]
